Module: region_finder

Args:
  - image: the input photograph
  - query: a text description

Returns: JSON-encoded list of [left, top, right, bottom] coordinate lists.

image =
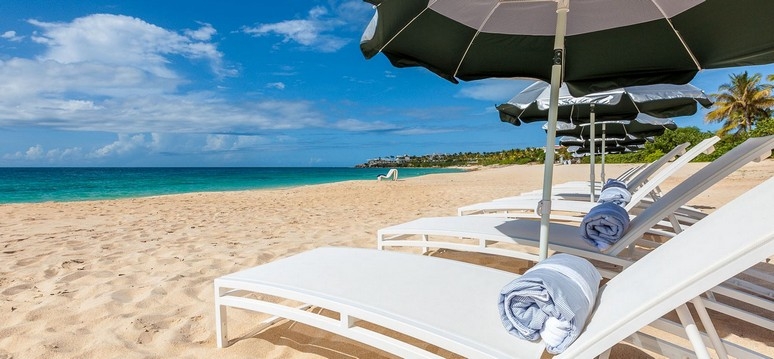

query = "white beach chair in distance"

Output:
[[214, 176, 774, 358], [377, 168, 399, 181]]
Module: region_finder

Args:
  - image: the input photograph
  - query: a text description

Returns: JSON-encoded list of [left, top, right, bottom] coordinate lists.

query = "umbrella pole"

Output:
[[589, 103, 597, 203], [601, 122, 607, 183], [538, 0, 569, 261]]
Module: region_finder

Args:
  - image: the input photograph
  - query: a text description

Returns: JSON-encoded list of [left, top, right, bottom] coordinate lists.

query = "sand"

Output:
[[0, 160, 772, 358]]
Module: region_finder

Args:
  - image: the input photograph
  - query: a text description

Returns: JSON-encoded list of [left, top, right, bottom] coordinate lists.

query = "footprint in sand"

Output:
[[110, 289, 133, 303], [15, 256, 43, 266], [2, 283, 33, 296], [44, 267, 59, 278]]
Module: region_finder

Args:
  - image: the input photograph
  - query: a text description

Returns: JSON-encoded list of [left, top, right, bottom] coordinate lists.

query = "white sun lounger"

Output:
[[379, 135, 774, 271], [457, 137, 721, 228], [487, 136, 717, 204], [214, 175, 774, 358], [377, 135, 774, 333], [531, 140, 694, 197]]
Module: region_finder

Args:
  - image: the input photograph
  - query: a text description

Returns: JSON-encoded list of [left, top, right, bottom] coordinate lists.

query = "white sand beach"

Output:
[[1, 160, 772, 358]]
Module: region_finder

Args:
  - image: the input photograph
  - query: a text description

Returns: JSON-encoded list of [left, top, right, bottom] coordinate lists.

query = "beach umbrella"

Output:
[[497, 82, 711, 126], [553, 116, 677, 186], [499, 82, 706, 201], [360, 0, 774, 260], [559, 135, 651, 149], [569, 144, 646, 156], [553, 116, 677, 139]]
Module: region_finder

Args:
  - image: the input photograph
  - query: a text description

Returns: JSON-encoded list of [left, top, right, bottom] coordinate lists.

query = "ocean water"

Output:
[[0, 167, 463, 204]]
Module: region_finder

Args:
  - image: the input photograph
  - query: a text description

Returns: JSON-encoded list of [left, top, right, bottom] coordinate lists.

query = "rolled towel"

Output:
[[597, 186, 632, 206], [601, 178, 627, 191], [498, 253, 602, 354], [580, 201, 630, 251]]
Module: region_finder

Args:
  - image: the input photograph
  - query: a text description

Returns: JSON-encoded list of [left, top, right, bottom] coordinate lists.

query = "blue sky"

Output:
[[1, 1, 773, 167]]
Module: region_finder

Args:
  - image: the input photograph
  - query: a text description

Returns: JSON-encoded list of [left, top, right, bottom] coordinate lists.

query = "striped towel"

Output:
[[601, 178, 627, 191], [597, 186, 632, 206], [498, 253, 602, 354], [580, 201, 630, 251]]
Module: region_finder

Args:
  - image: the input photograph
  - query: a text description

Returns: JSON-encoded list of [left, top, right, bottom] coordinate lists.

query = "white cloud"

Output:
[[242, 5, 352, 52], [2, 144, 84, 162], [331, 119, 399, 132], [1, 30, 23, 42], [28, 14, 231, 78], [26, 145, 45, 159], [0, 13, 364, 136], [185, 22, 217, 41], [92, 133, 148, 157]]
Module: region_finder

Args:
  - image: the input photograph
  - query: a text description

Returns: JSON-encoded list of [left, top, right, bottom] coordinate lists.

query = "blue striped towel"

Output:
[[597, 186, 632, 206], [498, 253, 602, 354], [601, 179, 627, 191], [580, 201, 630, 251]]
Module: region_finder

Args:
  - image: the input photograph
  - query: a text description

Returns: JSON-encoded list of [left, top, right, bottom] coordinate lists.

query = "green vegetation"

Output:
[[359, 71, 774, 168]]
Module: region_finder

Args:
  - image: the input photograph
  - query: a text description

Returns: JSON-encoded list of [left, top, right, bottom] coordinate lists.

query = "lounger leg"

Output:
[[675, 304, 711, 359], [215, 286, 229, 348], [690, 297, 729, 359], [667, 213, 683, 234], [421, 234, 428, 254]]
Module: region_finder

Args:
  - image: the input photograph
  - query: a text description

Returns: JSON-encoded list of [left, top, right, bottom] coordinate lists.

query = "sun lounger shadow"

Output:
[[214, 175, 774, 358]]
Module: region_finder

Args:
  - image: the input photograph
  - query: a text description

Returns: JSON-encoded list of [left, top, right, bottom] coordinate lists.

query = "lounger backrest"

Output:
[[607, 134, 774, 255], [624, 142, 690, 191], [558, 176, 774, 358], [624, 136, 720, 210]]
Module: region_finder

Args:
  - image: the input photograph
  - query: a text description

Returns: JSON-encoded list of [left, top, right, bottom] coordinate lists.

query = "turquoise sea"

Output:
[[0, 167, 463, 204]]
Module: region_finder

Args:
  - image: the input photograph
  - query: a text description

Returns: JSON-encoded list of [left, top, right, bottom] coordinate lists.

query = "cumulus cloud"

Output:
[[2, 144, 84, 162], [266, 82, 286, 90], [185, 22, 217, 41], [0, 132, 282, 165], [1, 30, 23, 42], [0, 3, 398, 166], [331, 119, 399, 132], [0, 13, 339, 135], [28, 14, 231, 78], [241, 1, 370, 52]]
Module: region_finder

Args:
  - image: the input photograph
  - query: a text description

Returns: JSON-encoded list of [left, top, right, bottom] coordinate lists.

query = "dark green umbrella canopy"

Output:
[[559, 134, 651, 148], [361, 0, 774, 96], [498, 82, 711, 126], [552, 116, 678, 139], [569, 144, 645, 156]]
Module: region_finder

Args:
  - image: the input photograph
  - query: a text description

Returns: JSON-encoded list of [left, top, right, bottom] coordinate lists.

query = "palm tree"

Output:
[[705, 72, 774, 136]]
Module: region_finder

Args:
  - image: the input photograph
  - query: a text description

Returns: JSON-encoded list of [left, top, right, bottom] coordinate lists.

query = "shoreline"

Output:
[[0, 161, 772, 358], [0, 167, 465, 205]]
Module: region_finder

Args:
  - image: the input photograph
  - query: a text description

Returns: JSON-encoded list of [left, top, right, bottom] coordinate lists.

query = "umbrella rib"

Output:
[[650, 0, 702, 71], [464, 0, 558, 79], [452, 2, 500, 79], [376, 5, 429, 54]]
